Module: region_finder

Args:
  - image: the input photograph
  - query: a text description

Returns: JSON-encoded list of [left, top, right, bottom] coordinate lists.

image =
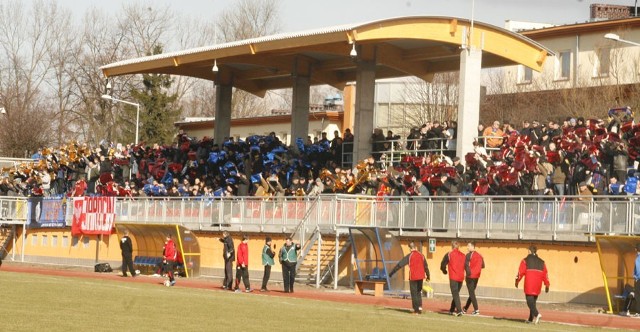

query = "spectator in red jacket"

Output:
[[463, 241, 485, 315], [515, 245, 550, 324], [234, 235, 251, 292], [389, 241, 431, 314], [440, 240, 466, 316], [163, 234, 177, 286], [71, 176, 87, 197]]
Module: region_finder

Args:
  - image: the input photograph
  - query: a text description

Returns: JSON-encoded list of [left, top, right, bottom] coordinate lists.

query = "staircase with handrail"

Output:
[[0, 225, 15, 263]]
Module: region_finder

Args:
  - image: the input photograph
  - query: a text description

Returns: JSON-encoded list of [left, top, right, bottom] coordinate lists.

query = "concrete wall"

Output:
[[499, 27, 640, 93], [414, 239, 603, 305], [9, 228, 607, 305]]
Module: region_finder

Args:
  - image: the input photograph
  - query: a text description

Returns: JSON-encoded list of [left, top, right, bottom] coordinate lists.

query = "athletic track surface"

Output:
[[2, 264, 638, 330]]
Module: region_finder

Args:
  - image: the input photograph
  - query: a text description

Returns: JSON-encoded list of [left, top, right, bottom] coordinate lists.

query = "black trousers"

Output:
[[464, 278, 479, 311], [163, 261, 175, 282], [235, 266, 250, 290], [121, 254, 135, 276], [449, 280, 463, 313], [282, 262, 296, 292], [624, 294, 636, 312], [409, 279, 423, 312], [635, 280, 640, 313], [261, 265, 272, 289], [223, 259, 233, 288], [526, 295, 539, 321]]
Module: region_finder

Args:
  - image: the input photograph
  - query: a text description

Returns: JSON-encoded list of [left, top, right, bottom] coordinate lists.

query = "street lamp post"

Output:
[[101, 94, 140, 145], [604, 33, 640, 47]]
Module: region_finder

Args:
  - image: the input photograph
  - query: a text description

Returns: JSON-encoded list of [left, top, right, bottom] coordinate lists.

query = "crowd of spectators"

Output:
[[0, 106, 639, 199]]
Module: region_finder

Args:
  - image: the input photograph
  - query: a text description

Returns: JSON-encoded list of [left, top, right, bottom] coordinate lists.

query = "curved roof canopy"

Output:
[[101, 16, 552, 97]]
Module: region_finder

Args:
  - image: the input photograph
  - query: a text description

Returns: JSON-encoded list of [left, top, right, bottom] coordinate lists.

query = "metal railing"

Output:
[[341, 137, 454, 168], [3, 195, 639, 241]]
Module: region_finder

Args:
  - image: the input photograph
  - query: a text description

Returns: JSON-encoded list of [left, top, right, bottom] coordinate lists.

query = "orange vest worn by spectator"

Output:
[[483, 126, 504, 148]]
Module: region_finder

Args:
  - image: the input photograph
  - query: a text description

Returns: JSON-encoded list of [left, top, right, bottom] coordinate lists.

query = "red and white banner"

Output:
[[71, 197, 116, 235]]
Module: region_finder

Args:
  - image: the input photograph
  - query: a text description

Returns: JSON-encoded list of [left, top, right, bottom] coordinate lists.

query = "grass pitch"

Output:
[[0, 271, 603, 331]]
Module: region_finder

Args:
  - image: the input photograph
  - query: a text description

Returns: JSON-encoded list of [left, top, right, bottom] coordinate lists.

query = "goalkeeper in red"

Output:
[[389, 241, 430, 314], [515, 245, 550, 324]]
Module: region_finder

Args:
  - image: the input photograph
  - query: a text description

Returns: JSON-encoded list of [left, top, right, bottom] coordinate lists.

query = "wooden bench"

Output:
[[354, 280, 385, 297]]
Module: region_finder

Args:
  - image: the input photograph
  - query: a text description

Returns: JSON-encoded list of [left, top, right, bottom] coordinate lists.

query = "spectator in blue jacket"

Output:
[[625, 171, 638, 196]]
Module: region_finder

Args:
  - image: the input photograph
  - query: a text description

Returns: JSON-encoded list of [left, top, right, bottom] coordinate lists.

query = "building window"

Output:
[[594, 48, 610, 77], [42, 235, 48, 246], [517, 65, 532, 84], [62, 236, 69, 247], [31, 234, 38, 246], [71, 236, 79, 248], [556, 50, 571, 80], [82, 236, 90, 249], [51, 235, 58, 247]]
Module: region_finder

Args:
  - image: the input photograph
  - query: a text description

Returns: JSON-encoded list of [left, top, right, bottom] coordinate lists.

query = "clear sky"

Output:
[[58, 0, 638, 32]]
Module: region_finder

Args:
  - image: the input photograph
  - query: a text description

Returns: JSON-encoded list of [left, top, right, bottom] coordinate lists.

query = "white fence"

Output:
[[3, 195, 640, 241]]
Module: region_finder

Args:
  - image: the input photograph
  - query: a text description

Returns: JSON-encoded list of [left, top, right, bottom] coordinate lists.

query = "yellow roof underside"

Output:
[[101, 16, 552, 97]]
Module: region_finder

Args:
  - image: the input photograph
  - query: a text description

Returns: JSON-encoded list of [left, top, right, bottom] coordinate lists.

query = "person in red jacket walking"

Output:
[[389, 241, 430, 314], [234, 235, 251, 292], [515, 245, 550, 324], [463, 241, 485, 315], [440, 240, 466, 316], [163, 234, 177, 286]]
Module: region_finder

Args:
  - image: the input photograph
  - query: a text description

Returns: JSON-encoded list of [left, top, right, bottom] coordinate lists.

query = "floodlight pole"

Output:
[[604, 33, 640, 47], [101, 95, 141, 145]]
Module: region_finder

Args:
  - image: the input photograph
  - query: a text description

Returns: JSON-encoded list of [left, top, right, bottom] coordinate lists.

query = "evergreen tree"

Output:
[[129, 44, 181, 145]]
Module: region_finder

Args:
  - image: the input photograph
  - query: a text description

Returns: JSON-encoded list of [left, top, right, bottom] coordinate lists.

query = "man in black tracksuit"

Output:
[[219, 231, 235, 290], [119, 229, 136, 277]]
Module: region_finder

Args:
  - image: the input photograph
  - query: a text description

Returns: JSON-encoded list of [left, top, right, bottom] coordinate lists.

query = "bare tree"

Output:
[[0, 0, 62, 155], [399, 74, 460, 127], [216, 0, 281, 42], [217, 0, 282, 118]]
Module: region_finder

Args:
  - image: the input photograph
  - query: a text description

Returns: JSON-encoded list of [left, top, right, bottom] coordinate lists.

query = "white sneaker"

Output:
[[534, 314, 542, 325]]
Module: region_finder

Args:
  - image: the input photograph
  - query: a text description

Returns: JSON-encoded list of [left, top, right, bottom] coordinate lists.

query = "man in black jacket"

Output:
[[219, 231, 235, 290], [119, 229, 137, 277]]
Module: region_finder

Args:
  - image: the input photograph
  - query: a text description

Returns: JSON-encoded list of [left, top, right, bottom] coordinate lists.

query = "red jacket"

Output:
[[237, 242, 249, 267], [440, 248, 466, 282], [164, 239, 177, 262], [465, 251, 485, 279], [516, 254, 550, 296], [389, 250, 430, 281], [72, 180, 87, 197]]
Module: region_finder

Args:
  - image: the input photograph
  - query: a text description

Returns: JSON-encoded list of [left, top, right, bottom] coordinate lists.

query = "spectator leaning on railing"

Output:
[[482, 121, 504, 149]]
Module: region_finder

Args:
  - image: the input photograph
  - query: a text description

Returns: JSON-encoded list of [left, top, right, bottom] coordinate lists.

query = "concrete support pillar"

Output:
[[291, 75, 310, 145], [353, 60, 376, 164], [456, 47, 483, 159], [214, 83, 233, 145]]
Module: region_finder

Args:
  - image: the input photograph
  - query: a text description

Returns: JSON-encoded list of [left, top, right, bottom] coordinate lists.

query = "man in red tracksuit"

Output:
[[234, 235, 251, 292], [389, 241, 430, 314], [440, 240, 466, 316], [463, 241, 485, 315], [515, 245, 550, 324], [163, 234, 177, 286]]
